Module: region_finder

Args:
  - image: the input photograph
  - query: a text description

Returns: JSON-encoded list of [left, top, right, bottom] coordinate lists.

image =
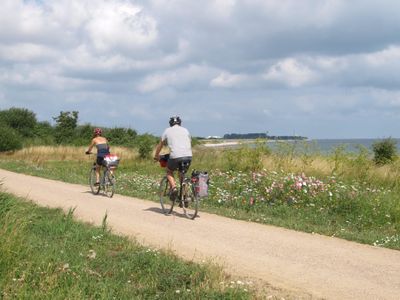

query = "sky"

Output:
[[1, 0, 400, 139]]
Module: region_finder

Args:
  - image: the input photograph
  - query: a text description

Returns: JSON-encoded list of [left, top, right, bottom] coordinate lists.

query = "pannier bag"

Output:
[[159, 154, 170, 168], [103, 154, 120, 168], [191, 170, 209, 198]]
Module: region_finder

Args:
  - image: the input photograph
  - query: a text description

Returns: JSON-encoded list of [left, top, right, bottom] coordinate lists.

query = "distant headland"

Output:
[[222, 133, 307, 140]]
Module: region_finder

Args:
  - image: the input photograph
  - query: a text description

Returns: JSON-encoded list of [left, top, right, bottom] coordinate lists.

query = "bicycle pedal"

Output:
[[169, 188, 178, 201]]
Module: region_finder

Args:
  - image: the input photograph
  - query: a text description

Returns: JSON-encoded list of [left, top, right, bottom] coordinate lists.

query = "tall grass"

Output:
[[7, 145, 138, 163], [0, 144, 399, 249], [0, 192, 252, 299]]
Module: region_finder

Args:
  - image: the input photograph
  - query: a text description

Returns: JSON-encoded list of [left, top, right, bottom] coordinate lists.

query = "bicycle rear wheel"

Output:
[[89, 166, 100, 195], [182, 181, 199, 219], [103, 169, 115, 198], [159, 176, 174, 215]]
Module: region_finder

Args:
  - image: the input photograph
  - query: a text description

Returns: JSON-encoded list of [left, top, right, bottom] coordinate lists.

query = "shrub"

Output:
[[0, 107, 37, 137], [223, 140, 270, 172], [136, 134, 157, 159], [0, 125, 23, 152], [72, 124, 94, 146], [106, 127, 137, 146], [372, 138, 397, 164], [33, 121, 55, 145]]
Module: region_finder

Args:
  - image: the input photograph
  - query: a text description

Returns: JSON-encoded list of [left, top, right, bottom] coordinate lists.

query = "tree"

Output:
[[53, 111, 79, 144], [33, 121, 55, 145], [106, 127, 137, 146], [0, 107, 37, 137], [0, 124, 23, 152], [73, 124, 94, 146], [372, 138, 397, 164]]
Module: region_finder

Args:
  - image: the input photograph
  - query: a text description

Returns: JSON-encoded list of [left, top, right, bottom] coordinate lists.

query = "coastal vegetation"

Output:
[[0, 140, 399, 250], [0, 107, 157, 156]]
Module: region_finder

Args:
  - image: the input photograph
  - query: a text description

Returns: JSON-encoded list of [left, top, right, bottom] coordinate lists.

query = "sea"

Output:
[[267, 138, 400, 155]]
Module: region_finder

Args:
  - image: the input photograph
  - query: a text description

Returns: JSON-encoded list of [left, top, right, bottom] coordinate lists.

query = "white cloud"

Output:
[[85, 1, 158, 53], [263, 58, 317, 87], [210, 71, 248, 88], [208, 0, 236, 20], [365, 45, 400, 67], [137, 64, 216, 93], [0, 43, 58, 62]]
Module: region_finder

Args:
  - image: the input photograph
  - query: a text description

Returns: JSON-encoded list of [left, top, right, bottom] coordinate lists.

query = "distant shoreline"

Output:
[[200, 139, 293, 148], [199, 138, 400, 152]]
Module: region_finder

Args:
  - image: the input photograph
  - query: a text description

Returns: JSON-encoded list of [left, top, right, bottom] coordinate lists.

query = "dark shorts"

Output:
[[167, 156, 192, 171], [96, 156, 105, 166]]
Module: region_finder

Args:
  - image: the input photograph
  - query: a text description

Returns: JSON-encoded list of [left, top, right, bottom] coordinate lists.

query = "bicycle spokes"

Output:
[[181, 183, 198, 219], [89, 167, 100, 195], [103, 171, 115, 198], [159, 177, 174, 215]]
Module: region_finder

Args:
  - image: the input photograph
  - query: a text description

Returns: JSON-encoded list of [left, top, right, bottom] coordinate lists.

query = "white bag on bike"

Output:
[[192, 171, 209, 198], [104, 154, 120, 168]]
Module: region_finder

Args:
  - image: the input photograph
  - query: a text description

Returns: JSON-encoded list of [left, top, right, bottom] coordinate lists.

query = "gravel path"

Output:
[[1, 169, 399, 299]]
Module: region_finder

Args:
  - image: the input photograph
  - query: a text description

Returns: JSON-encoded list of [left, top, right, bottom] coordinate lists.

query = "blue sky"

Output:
[[1, 0, 400, 138]]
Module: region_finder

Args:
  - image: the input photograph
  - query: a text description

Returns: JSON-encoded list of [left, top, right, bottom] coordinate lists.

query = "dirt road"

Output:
[[1, 169, 399, 299]]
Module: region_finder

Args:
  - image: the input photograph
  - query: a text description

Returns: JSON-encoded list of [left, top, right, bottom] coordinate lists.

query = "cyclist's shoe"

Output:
[[169, 187, 178, 201], [94, 182, 100, 186]]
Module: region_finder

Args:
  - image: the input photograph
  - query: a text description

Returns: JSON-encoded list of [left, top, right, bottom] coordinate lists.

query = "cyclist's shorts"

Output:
[[167, 156, 192, 171], [96, 156, 105, 166]]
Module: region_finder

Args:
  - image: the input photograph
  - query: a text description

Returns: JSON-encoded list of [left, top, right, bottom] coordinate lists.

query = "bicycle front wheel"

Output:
[[89, 166, 100, 195], [159, 177, 174, 215], [182, 182, 199, 219], [103, 169, 115, 198]]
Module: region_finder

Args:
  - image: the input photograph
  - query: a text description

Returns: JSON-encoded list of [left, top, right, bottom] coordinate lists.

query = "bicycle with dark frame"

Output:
[[157, 154, 200, 219], [86, 152, 119, 198]]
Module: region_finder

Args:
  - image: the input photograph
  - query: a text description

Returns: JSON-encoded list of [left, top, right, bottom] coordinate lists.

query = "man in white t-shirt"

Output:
[[154, 116, 192, 200]]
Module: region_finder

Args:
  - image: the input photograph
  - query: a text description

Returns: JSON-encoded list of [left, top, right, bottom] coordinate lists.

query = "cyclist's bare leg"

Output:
[[95, 165, 101, 183], [166, 169, 176, 190]]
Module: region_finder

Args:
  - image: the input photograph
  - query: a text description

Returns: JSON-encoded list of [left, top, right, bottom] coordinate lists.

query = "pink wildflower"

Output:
[[249, 197, 255, 206]]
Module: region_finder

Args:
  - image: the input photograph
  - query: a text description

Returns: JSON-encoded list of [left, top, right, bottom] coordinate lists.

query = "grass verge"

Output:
[[0, 192, 252, 299]]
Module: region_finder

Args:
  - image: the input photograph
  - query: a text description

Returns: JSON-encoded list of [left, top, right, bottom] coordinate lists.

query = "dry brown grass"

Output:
[[0, 146, 138, 162], [262, 153, 400, 187], [261, 155, 333, 175], [1, 145, 399, 187]]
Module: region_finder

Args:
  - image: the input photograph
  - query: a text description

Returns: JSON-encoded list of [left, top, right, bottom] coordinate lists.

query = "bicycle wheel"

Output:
[[182, 181, 199, 219], [103, 169, 115, 198], [159, 176, 174, 215], [89, 166, 100, 195]]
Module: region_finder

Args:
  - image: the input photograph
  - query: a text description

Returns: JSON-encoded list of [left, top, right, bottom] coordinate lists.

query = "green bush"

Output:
[[0, 125, 23, 152], [0, 107, 37, 137], [32, 121, 55, 145], [72, 124, 93, 146], [106, 127, 137, 146], [223, 140, 270, 172], [136, 134, 157, 159], [372, 138, 397, 164]]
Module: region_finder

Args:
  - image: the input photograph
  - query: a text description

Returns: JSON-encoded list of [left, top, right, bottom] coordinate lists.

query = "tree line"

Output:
[[223, 133, 307, 140], [0, 107, 158, 158]]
